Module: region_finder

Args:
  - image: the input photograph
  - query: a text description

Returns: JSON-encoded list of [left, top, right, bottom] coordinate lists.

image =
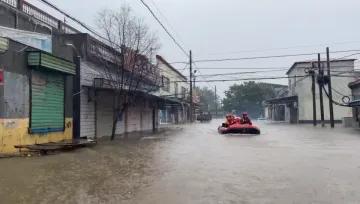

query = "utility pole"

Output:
[[318, 53, 325, 127], [193, 75, 196, 91], [326, 47, 335, 128], [311, 64, 316, 126], [189, 50, 193, 122], [215, 85, 218, 119], [193, 74, 196, 120]]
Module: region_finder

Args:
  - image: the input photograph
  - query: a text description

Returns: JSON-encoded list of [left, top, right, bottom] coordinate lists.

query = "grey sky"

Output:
[[30, 0, 360, 97]]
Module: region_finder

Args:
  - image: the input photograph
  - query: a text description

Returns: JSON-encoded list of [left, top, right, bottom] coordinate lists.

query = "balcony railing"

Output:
[[1, 0, 160, 84], [1, 0, 79, 34]]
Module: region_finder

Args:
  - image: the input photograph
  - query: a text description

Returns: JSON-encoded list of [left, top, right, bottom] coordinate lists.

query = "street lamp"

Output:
[[65, 43, 81, 140]]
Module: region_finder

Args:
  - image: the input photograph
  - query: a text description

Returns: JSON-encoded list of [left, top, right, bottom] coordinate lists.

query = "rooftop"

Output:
[[348, 78, 360, 88], [156, 55, 187, 81], [286, 58, 357, 75], [258, 82, 288, 88]]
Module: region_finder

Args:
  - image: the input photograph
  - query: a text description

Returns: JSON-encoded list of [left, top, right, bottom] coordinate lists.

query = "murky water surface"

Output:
[[1, 120, 360, 204]]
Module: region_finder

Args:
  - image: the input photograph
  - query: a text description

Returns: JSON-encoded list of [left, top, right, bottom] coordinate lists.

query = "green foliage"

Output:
[[221, 81, 276, 117], [195, 86, 221, 112]]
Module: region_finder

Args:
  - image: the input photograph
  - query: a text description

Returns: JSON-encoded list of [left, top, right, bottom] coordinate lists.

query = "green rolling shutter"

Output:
[[30, 69, 65, 133]]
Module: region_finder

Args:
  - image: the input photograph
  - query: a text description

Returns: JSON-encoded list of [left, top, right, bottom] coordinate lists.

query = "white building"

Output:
[[155, 55, 190, 124], [266, 59, 356, 123]]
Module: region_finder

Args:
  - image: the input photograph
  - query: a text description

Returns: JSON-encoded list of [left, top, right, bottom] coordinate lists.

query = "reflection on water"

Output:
[[1, 122, 360, 204]]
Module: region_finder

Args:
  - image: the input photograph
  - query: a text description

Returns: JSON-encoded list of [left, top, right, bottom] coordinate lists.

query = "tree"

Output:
[[92, 4, 161, 140], [221, 81, 276, 118], [195, 87, 220, 113]]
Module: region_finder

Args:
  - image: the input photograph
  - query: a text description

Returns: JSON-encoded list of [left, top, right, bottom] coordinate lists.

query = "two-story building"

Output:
[[155, 55, 189, 124], [265, 59, 356, 124], [0, 0, 77, 153], [0, 0, 163, 151], [61, 34, 162, 139]]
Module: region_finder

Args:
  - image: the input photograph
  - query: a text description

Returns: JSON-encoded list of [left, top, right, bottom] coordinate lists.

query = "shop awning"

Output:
[[265, 95, 298, 104], [27, 51, 75, 75]]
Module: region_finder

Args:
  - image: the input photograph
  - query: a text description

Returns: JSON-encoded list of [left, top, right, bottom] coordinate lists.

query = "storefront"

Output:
[[27, 51, 75, 134]]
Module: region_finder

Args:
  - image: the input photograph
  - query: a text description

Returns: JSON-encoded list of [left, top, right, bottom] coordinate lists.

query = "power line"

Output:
[[194, 69, 360, 78], [149, 0, 189, 50], [184, 69, 288, 78], [141, 0, 189, 57], [178, 65, 360, 70], [169, 49, 360, 64], [193, 62, 214, 89], [203, 40, 360, 56], [141, 0, 213, 89], [37, 0, 110, 43], [171, 74, 357, 83], [35, 0, 194, 93], [180, 63, 189, 74]]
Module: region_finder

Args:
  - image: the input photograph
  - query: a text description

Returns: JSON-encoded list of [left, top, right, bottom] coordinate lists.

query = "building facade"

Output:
[[265, 59, 356, 124], [0, 37, 75, 153], [347, 80, 360, 128], [0, 0, 81, 153], [62, 34, 162, 139], [259, 83, 288, 121], [154, 55, 189, 124], [0, 0, 164, 154]]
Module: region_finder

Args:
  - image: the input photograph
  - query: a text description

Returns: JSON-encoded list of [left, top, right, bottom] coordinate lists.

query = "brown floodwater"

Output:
[[1, 120, 360, 204]]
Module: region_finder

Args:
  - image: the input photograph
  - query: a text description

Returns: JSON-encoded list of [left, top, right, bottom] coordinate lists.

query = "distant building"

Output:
[[259, 83, 288, 120], [347, 79, 360, 128], [154, 55, 190, 124], [265, 59, 357, 123]]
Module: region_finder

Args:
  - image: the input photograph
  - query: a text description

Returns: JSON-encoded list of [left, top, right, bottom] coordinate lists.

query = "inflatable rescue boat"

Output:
[[218, 123, 260, 135]]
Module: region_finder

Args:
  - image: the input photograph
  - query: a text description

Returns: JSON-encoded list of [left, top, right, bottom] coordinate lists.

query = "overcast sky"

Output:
[[29, 0, 360, 97]]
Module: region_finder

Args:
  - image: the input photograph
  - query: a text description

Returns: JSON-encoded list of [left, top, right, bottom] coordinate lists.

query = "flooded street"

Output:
[[2, 120, 360, 204]]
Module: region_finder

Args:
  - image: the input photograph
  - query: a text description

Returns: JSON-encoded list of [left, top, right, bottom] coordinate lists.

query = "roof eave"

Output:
[[156, 55, 187, 81]]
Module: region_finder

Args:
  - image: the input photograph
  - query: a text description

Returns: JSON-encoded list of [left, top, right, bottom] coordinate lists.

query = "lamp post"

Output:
[[65, 43, 81, 139]]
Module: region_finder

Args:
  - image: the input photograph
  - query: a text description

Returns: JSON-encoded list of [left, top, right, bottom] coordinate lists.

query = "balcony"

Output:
[[1, 0, 79, 34]]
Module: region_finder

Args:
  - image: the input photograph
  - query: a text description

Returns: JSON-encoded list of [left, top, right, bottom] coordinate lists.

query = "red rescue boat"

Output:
[[218, 123, 261, 135]]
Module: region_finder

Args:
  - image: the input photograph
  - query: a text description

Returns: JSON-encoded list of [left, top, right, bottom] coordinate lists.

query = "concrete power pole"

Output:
[[189, 50, 193, 122], [215, 86, 218, 119], [311, 64, 316, 126], [318, 53, 325, 127], [326, 47, 335, 127], [193, 75, 196, 120]]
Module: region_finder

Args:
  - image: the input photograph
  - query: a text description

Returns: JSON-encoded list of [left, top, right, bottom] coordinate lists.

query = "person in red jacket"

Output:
[[223, 114, 236, 127], [240, 112, 252, 125]]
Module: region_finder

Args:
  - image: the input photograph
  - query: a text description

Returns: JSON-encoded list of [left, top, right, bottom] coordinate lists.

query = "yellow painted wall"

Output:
[[0, 118, 73, 154]]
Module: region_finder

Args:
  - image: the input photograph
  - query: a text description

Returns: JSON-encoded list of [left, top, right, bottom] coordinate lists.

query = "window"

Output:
[[181, 87, 186, 99], [162, 76, 170, 92], [174, 82, 178, 97]]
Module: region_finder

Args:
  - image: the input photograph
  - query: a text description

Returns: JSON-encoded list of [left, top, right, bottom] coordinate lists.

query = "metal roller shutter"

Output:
[[96, 91, 126, 137], [80, 87, 95, 138], [127, 105, 141, 132], [141, 108, 153, 131], [96, 91, 113, 137], [30, 69, 64, 133]]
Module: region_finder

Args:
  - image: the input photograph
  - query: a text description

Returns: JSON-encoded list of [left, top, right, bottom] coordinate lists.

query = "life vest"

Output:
[[242, 117, 251, 124]]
